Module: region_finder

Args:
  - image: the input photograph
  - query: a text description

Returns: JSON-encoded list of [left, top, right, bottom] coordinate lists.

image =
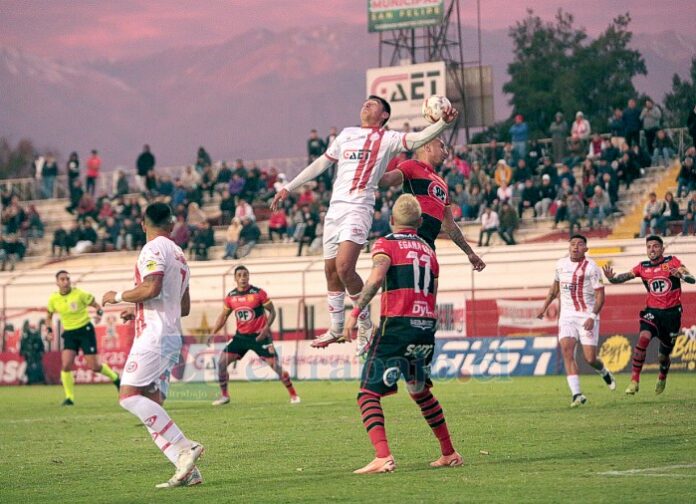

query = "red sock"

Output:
[[219, 367, 229, 397], [631, 334, 651, 382], [357, 392, 390, 458], [411, 389, 455, 456], [280, 371, 297, 397]]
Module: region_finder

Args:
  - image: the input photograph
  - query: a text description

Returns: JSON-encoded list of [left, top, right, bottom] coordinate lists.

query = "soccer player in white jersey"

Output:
[[102, 203, 204, 488], [271, 95, 458, 352], [536, 234, 616, 407]]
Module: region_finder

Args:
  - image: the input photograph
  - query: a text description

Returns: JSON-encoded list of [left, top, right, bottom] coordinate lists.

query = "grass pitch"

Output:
[[1, 375, 694, 503]]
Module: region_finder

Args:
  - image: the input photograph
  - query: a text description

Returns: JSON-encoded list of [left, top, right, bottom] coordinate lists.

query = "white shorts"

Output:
[[558, 316, 599, 346], [121, 349, 180, 398], [323, 202, 373, 259]]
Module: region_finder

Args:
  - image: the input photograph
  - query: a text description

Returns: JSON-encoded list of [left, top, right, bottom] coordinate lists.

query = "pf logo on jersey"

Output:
[[428, 182, 447, 204], [235, 308, 254, 321], [649, 278, 671, 295]]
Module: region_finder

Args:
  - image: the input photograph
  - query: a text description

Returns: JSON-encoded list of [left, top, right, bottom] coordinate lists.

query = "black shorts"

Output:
[[360, 317, 436, 397], [639, 306, 682, 355], [223, 333, 275, 359], [62, 323, 98, 355]]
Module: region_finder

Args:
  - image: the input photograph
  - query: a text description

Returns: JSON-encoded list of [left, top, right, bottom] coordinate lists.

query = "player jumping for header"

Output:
[[603, 235, 694, 395], [271, 96, 457, 353], [537, 235, 616, 407]]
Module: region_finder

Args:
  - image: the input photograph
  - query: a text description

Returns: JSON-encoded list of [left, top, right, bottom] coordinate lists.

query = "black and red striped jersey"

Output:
[[395, 159, 450, 247], [224, 286, 270, 335], [372, 229, 439, 321], [631, 256, 683, 310]]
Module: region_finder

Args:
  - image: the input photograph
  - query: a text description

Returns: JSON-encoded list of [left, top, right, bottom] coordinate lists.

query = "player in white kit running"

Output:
[[102, 203, 204, 488], [536, 234, 616, 407], [271, 95, 458, 353]]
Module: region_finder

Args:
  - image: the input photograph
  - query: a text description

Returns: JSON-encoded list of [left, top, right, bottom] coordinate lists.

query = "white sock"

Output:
[[348, 294, 371, 326], [120, 395, 192, 462], [327, 291, 345, 331], [566, 374, 581, 396]]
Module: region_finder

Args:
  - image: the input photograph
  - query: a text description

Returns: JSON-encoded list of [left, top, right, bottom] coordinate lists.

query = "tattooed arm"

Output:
[[343, 254, 392, 339], [673, 265, 695, 284], [602, 264, 636, 284], [441, 206, 486, 271]]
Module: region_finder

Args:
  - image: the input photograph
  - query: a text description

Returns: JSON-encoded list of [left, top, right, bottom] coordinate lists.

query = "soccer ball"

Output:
[[422, 95, 451, 123]]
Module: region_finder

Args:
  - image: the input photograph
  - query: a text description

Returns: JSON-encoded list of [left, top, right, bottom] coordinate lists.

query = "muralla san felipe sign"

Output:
[[368, 0, 445, 32]]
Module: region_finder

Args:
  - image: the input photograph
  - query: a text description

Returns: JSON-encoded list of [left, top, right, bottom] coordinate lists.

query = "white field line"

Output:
[[598, 463, 696, 478]]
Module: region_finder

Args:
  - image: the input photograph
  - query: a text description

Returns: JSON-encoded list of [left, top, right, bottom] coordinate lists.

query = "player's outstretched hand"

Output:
[[602, 264, 615, 280], [120, 307, 135, 322], [343, 313, 358, 342], [270, 189, 289, 212], [442, 106, 459, 124], [536, 308, 546, 320], [468, 253, 486, 272], [102, 291, 118, 305]]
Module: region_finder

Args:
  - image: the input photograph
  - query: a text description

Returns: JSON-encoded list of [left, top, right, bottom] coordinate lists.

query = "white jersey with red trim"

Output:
[[554, 256, 604, 319], [325, 127, 407, 206], [132, 235, 190, 354]]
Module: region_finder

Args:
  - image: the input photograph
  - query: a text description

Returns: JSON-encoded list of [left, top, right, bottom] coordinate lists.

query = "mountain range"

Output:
[[1, 23, 694, 169]]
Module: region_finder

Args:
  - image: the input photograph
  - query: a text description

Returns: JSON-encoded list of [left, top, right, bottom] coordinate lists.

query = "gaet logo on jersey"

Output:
[[427, 181, 447, 204], [343, 149, 371, 161], [648, 278, 672, 295], [235, 308, 254, 321]]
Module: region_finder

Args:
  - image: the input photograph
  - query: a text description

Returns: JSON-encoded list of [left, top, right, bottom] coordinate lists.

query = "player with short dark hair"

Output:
[[47, 270, 120, 405], [603, 235, 695, 395], [537, 234, 615, 407], [208, 265, 299, 405], [343, 194, 462, 474], [271, 96, 458, 351]]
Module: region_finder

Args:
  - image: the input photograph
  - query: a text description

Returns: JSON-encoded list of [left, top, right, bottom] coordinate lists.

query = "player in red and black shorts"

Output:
[[603, 235, 694, 395], [208, 265, 299, 405], [344, 194, 462, 474]]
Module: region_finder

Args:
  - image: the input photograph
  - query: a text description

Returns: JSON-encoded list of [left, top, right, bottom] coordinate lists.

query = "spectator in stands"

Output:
[[66, 152, 80, 202], [232, 159, 247, 179], [222, 218, 242, 259], [587, 134, 603, 160], [498, 202, 518, 245], [600, 137, 620, 163], [234, 198, 255, 222], [630, 143, 651, 169], [676, 156, 695, 198], [688, 105, 696, 146], [567, 186, 585, 237], [23, 204, 43, 242], [297, 204, 319, 257], [640, 99, 662, 153], [519, 178, 540, 218], [538, 157, 557, 184], [65, 179, 84, 216], [484, 139, 503, 168], [307, 129, 326, 164], [549, 112, 568, 163], [526, 139, 544, 168], [215, 161, 233, 193], [33, 154, 45, 198], [587, 186, 612, 229], [170, 178, 187, 208], [534, 174, 556, 218], [599, 171, 619, 207], [552, 179, 572, 229], [622, 99, 641, 147], [651, 129, 675, 167], [496, 180, 513, 205], [268, 207, 288, 242], [97, 199, 114, 222], [241, 167, 263, 202], [186, 202, 207, 230], [463, 185, 483, 220], [639, 192, 665, 237], [557, 164, 575, 188], [71, 219, 97, 254], [170, 214, 191, 251], [478, 206, 499, 246], [571, 112, 591, 143], [616, 153, 637, 190], [52, 226, 70, 257], [180, 165, 201, 192], [196, 146, 212, 172], [190, 220, 215, 260], [228, 173, 245, 198], [682, 191, 696, 236], [113, 170, 129, 196], [41, 155, 58, 199], [85, 149, 100, 196], [237, 217, 260, 258], [136, 145, 155, 193], [200, 165, 216, 200], [218, 189, 235, 225], [76, 193, 98, 223], [509, 114, 528, 164], [512, 159, 532, 188], [96, 216, 120, 252], [608, 108, 625, 145], [656, 191, 680, 235], [494, 159, 512, 187]]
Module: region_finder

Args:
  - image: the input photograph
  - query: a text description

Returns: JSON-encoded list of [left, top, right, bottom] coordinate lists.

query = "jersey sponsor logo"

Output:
[[412, 301, 434, 318], [343, 149, 371, 161], [427, 181, 447, 204], [382, 366, 401, 386], [642, 312, 655, 321], [144, 415, 158, 428], [235, 307, 255, 322], [145, 260, 158, 271], [409, 318, 435, 331], [649, 278, 672, 295], [404, 343, 434, 358], [351, 227, 366, 238], [661, 263, 670, 271], [125, 360, 138, 373]]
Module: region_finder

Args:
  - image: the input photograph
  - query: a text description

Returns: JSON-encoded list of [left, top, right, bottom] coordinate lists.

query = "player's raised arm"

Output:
[[257, 300, 276, 342], [672, 265, 695, 284], [403, 107, 458, 151], [270, 155, 333, 211], [103, 274, 164, 305], [602, 264, 636, 284], [378, 169, 404, 189], [441, 206, 486, 271], [343, 254, 391, 340], [537, 280, 560, 319]]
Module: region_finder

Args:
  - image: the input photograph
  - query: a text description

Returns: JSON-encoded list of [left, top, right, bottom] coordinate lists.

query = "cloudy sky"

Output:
[[1, 0, 693, 61]]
